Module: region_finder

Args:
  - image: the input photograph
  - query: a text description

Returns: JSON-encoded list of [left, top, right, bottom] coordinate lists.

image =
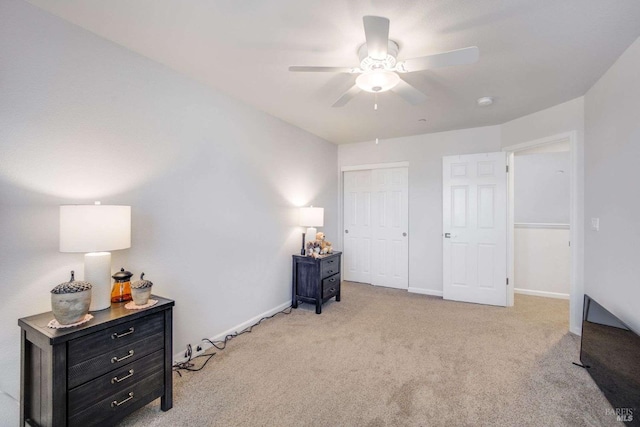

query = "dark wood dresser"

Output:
[[292, 251, 341, 314], [18, 296, 174, 427]]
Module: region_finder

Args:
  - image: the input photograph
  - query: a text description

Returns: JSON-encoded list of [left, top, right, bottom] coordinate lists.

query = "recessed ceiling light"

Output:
[[477, 96, 494, 107]]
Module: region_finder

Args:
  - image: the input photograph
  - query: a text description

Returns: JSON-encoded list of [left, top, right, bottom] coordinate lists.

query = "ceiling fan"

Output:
[[289, 16, 479, 107]]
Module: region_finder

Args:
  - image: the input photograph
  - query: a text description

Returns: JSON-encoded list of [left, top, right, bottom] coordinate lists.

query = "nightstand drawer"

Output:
[[68, 332, 164, 388], [68, 350, 164, 414], [68, 312, 164, 365], [68, 370, 164, 427], [322, 274, 340, 299], [320, 257, 339, 279]]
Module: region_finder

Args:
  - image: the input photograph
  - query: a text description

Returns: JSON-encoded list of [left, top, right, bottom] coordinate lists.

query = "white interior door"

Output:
[[343, 167, 409, 289], [343, 170, 372, 284], [443, 152, 507, 306], [371, 168, 409, 289]]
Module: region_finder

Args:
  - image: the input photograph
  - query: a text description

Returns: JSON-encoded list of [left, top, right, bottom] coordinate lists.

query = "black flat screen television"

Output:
[[580, 294, 640, 425]]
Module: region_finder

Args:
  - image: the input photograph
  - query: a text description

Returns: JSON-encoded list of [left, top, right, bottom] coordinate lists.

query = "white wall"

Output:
[[513, 151, 570, 298], [0, 0, 338, 409], [514, 227, 570, 298], [501, 97, 585, 148], [338, 126, 502, 295], [514, 152, 570, 224], [584, 36, 640, 333]]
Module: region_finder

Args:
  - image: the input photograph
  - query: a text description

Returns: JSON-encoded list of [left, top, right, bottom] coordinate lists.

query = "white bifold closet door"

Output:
[[343, 168, 408, 289]]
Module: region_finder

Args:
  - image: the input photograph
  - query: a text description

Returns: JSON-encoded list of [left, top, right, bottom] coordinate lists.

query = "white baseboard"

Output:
[[514, 288, 570, 300], [408, 287, 443, 297], [570, 325, 582, 336], [173, 300, 291, 363]]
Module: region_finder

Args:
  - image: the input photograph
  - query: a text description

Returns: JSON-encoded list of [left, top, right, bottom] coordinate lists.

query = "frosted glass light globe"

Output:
[[356, 70, 400, 93]]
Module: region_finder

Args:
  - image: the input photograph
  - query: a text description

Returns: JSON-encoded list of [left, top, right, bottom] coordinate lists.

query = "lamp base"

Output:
[[301, 232, 306, 256], [85, 252, 112, 311]]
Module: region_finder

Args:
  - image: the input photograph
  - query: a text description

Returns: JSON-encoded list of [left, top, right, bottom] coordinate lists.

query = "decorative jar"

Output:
[[111, 268, 133, 303], [131, 273, 153, 305], [51, 271, 92, 325]]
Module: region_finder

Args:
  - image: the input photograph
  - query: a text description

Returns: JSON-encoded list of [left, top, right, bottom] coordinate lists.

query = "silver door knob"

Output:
[[345, 230, 349, 234], [402, 232, 407, 237]]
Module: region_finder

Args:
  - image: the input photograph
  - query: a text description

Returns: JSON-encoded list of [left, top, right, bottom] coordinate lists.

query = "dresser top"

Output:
[[292, 251, 341, 260], [18, 295, 174, 344]]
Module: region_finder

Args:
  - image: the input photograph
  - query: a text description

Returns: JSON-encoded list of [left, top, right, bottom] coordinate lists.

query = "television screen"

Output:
[[581, 295, 640, 425]]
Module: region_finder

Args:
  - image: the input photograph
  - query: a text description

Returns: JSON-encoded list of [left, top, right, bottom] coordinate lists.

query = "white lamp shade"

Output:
[[60, 205, 131, 253], [299, 207, 324, 227]]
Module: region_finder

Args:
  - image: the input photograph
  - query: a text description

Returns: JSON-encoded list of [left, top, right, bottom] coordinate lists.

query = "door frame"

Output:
[[503, 131, 579, 334], [339, 161, 410, 286]]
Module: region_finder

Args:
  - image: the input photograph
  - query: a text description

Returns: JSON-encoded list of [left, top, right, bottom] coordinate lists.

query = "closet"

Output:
[[342, 167, 408, 289]]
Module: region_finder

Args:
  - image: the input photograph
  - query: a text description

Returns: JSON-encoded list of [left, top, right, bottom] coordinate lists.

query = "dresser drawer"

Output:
[[68, 350, 164, 414], [322, 274, 340, 299], [68, 312, 164, 366], [320, 257, 339, 279], [68, 332, 164, 388], [68, 370, 164, 427]]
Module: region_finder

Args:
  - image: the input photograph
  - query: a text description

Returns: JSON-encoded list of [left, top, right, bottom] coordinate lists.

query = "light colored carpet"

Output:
[[119, 282, 617, 426]]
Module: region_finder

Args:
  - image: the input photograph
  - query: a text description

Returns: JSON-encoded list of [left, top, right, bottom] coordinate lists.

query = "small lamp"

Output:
[[299, 206, 324, 254], [60, 202, 131, 311]]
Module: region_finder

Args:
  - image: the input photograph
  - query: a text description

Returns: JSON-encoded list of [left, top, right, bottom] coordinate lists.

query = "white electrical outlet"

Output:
[[591, 218, 600, 231]]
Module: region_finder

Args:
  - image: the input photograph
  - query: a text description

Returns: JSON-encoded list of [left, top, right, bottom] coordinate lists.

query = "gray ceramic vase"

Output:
[[51, 271, 92, 325], [131, 272, 153, 306]]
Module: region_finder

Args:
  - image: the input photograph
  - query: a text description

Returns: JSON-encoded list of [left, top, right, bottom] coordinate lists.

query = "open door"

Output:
[[442, 152, 507, 306]]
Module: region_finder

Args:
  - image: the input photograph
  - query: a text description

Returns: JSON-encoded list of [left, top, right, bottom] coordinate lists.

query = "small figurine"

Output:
[[306, 240, 321, 258]]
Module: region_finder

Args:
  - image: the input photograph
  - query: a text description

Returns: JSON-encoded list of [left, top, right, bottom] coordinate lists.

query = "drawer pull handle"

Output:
[[111, 350, 134, 364], [329, 288, 336, 293], [111, 327, 135, 339], [111, 392, 134, 408], [327, 270, 334, 274], [327, 260, 334, 264], [329, 278, 336, 282], [111, 369, 134, 384]]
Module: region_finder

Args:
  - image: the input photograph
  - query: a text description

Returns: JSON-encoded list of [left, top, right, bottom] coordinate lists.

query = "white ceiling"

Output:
[[26, 0, 640, 144]]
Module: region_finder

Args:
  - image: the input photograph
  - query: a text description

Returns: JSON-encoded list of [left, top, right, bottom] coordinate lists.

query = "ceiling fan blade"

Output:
[[399, 46, 479, 72], [289, 66, 358, 73], [363, 16, 389, 60], [332, 85, 362, 108], [391, 79, 427, 105]]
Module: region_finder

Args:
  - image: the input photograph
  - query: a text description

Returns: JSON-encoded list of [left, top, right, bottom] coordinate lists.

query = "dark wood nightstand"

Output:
[[18, 296, 174, 427], [292, 252, 341, 314]]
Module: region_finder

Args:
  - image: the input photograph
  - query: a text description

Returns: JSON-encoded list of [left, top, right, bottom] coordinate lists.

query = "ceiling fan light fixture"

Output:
[[356, 70, 400, 93]]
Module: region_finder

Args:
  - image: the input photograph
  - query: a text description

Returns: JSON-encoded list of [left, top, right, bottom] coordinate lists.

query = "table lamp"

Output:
[[299, 206, 324, 255], [60, 202, 131, 311]]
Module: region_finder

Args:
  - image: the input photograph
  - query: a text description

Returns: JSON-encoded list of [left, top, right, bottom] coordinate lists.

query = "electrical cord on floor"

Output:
[[172, 344, 216, 377], [203, 306, 293, 351], [172, 306, 292, 376]]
